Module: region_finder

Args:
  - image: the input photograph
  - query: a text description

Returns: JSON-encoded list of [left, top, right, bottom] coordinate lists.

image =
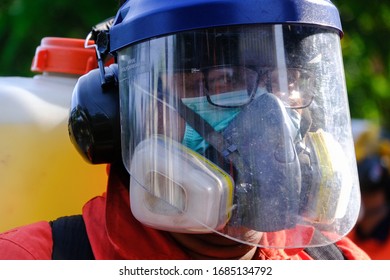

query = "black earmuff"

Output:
[[68, 63, 121, 164]]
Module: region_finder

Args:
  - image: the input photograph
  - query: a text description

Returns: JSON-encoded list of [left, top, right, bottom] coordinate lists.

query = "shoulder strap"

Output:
[[304, 243, 346, 260], [303, 229, 347, 260], [50, 215, 95, 260]]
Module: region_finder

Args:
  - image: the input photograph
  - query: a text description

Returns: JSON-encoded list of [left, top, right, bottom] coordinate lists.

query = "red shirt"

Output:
[[348, 228, 390, 260]]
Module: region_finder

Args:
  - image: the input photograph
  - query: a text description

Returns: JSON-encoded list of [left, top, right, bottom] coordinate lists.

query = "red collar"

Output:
[[83, 163, 189, 259]]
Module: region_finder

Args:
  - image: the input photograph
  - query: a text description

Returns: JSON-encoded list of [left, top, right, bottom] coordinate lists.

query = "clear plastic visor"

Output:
[[118, 24, 361, 248]]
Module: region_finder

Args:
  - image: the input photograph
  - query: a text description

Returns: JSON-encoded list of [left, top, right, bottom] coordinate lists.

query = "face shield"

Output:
[[117, 24, 360, 248]]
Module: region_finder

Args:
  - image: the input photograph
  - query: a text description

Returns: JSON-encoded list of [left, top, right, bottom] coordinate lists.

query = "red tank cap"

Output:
[[31, 37, 98, 75]]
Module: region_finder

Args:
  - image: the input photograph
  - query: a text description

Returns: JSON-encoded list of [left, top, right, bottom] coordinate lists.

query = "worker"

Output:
[[0, 0, 369, 260]]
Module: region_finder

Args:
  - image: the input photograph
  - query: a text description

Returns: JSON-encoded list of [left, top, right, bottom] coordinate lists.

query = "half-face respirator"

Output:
[[69, 0, 361, 248]]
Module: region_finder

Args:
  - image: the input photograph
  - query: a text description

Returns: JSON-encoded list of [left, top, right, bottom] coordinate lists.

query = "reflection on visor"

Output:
[[178, 66, 314, 109], [264, 68, 314, 109]]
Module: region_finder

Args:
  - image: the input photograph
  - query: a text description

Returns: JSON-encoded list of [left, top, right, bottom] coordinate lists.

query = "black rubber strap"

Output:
[[303, 230, 346, 260], [176, 99, 248, 176], [304, 243, 346, 260]]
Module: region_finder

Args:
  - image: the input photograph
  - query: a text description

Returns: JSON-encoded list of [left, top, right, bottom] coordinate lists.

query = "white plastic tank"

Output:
[[0, 37, 108, 232]]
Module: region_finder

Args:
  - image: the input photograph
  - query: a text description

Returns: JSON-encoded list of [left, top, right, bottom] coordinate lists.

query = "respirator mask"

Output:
[[118, 24, 361, 248]]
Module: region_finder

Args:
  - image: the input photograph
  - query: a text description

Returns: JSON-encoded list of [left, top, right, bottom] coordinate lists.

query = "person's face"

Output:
[[171, 66, 251, 99], [158, 66, 251, 139], [169, 66, 313, 109]]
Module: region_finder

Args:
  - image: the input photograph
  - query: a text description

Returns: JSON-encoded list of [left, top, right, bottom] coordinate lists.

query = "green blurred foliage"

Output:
[[0, 0, 118, 76], [1, 0, 390, 128], [333, 0, 390, 128]]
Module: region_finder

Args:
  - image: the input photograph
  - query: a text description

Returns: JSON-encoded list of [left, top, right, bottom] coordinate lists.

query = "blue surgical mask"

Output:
[[285, 108, 302, 141], [181, 90, 245, 153], [181, 88, 298, 153]]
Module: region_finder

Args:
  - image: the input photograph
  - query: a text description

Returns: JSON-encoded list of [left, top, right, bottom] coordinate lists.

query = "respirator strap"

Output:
[[176, 99, 247, 174]]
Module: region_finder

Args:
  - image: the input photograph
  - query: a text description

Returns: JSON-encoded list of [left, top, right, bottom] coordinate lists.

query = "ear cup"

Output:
[[68, 64, 121, 164]]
